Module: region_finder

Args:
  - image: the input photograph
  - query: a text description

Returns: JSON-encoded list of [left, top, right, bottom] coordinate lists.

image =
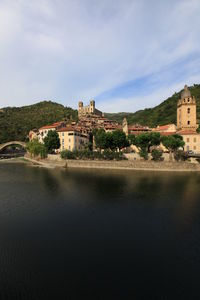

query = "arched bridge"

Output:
[[0, 141, 26, 151]]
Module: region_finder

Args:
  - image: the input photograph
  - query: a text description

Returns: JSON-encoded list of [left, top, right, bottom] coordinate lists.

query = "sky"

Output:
[[0, 0, 200, 112]]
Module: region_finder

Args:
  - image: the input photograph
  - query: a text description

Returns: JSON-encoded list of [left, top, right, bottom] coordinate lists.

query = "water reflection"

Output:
[[0, 163, 200, 299]]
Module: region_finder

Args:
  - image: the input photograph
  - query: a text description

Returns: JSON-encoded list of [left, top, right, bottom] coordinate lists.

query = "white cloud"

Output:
[[0, 0, 200, 111]]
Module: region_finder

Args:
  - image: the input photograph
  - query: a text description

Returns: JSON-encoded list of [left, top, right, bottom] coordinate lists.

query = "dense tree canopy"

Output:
[[0, 101, 78, 143], [44, 130, 60, 153], [94, 129, 128, 151], [161, 134, 185, 152]]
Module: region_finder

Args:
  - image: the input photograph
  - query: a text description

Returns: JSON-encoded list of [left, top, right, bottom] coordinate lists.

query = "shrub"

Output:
[[174, 150, 188, 161], [139, 149, 148, 160], [151, 149, 163, 161], [60, 149, 126, 161], [60, 150, 76, 159]]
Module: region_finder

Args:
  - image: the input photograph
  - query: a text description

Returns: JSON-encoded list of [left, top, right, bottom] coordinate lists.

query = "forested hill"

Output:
[[105, 84, 200, 127], [0, 101, 78, 143]]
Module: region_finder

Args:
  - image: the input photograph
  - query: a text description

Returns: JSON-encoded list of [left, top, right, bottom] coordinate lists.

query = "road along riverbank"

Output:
[[22, 155, 200, 172]]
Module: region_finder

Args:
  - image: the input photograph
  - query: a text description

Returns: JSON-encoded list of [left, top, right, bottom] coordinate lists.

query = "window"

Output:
[[187, 108, 190, 114], [68, 133, 73, 136], [62, 132, 64, 137], [187, 138, 190, 142], [188, 121, 190, 125], [188, 98, 190, 102], [69, 145, 70, 150], [194, 146, 196, 150], [69, 139, 71, 142], [194, 138, 196, 143]]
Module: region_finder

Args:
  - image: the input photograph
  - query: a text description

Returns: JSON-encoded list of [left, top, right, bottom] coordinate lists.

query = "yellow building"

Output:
[[177, 85, 197, 131], [177, 85, 200, 153], [57, 126, 89, 151], [180, 133, 200, 152]]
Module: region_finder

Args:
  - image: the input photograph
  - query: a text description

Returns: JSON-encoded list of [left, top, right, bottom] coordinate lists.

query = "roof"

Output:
[[57, 126, 80, 132], [39, 121, 65, 130], [181, 85, 191, 99], [154, 124, 175, 131], [39, 125, 57, 130], [177, 130, 199, 135], [160, 132, 176, 136]]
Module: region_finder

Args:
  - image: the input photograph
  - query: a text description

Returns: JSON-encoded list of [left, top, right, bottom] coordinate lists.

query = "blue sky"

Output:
[[0, 0, 200, 112]]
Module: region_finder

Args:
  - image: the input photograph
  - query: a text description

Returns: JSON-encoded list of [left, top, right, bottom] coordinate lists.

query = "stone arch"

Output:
[[0, 141, 26, 151]]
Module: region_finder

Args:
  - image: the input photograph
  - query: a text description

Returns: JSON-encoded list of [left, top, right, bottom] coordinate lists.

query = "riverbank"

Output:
[[22, 155, 200, 172], [0, 157, 28, 164]]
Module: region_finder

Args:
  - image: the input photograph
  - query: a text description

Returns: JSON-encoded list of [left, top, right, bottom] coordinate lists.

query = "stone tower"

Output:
[[122, 118, 128, 136], [90, 100, 95, 113], [177, 85, 197, 132]]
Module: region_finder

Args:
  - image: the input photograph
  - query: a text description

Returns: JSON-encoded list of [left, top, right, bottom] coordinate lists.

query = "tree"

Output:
[[112, 130, 129, 150], [93, 129, 108, 151], [44, 130, 60, 153], [26, 140, 47, 158], [94, 129, 129, 151], [151, 149, 163, 161], [161, 134, 185, 161], [129, 132, 161, 160]]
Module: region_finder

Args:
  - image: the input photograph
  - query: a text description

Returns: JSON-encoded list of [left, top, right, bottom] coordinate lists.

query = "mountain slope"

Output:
[[105, 84, 200, 127], [0, 101, 78, 143]]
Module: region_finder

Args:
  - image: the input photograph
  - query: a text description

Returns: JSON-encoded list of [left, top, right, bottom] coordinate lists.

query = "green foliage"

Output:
[[0, 101, 78, 143], [151, 149, 163, 161], [105, 84, 200, 127], [94, 129, 109, 150], [139, 149, 148, 160], [60, 149, 126, 161], [44, 130, 60, 153], [130, 132, 161, 153], [26, 140, 47, 159], [174, 150, 188, 161], [112, 130, 129, 150], [60, 150, 76, 159], [94, 129, 128, 151], [161, 134, 185, 152]]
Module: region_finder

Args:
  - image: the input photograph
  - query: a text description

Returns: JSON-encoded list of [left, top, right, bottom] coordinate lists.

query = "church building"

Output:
[[177, 85, 200, 152]]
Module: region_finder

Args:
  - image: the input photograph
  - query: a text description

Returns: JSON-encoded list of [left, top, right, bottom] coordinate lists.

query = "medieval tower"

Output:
[[177, 85, 197, 132]]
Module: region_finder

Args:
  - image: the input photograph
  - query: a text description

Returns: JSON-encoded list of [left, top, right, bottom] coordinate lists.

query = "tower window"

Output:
[[187, 108, 190, 113], [188, 121, 190, 125]]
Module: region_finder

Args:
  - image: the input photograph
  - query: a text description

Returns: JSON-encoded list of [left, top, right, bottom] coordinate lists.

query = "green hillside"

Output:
[[0, 101, 78, 143], [105, 84, 200, 127]]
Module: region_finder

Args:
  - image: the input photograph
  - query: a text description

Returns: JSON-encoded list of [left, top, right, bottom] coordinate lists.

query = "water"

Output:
[[0, 163, 200, 299]]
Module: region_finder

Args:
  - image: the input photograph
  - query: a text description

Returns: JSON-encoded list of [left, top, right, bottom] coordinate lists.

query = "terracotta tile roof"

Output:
[[177, 130, 199, 135], [39, 125, 57, 130], [39, 121, 65, 130], [57, 126, 77, 132], [160, 132, 176, 136], [154, 124, 174, 131]]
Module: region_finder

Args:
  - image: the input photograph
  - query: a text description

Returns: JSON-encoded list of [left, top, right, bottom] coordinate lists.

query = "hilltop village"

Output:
[[29, 85, 200, 156]]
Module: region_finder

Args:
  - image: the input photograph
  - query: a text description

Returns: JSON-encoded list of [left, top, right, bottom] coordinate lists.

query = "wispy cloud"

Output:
[[0, 0, 200, 111]]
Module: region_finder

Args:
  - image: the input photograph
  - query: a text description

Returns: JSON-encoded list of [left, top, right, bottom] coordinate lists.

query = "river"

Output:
[[0, 162, 200, 299]]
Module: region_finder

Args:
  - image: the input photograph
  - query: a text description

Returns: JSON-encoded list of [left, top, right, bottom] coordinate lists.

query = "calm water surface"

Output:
[[0, 163, 200, 299]]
